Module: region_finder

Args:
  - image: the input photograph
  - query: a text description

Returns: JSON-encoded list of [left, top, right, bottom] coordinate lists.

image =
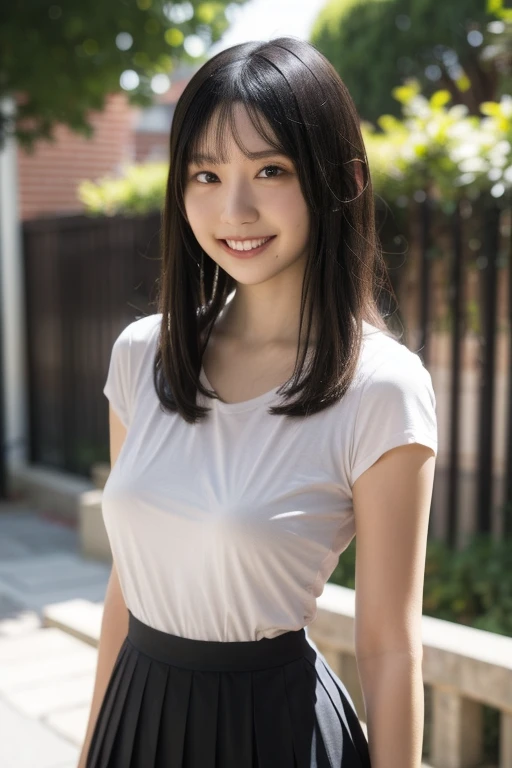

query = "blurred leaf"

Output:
[[430, 90, 452, 109], [455, 73, 472, 92], [393, 82, 422, 105]]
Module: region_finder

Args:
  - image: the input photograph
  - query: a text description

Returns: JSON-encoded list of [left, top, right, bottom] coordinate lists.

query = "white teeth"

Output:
[[225, 237, 271, 251]]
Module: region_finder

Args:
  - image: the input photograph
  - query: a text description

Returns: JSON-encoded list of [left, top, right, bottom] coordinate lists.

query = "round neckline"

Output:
[[199, 365, 284, 413], [197, 319, 377, 413], [197, 295, 377, 413]]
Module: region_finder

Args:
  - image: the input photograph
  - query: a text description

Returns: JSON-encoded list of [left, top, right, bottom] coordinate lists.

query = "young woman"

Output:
[[80, 36, 437, 768]]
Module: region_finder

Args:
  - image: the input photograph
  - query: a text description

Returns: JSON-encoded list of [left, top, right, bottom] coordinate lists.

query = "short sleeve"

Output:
[[349, 352, 438, 487], [103, 323, 132, 429]]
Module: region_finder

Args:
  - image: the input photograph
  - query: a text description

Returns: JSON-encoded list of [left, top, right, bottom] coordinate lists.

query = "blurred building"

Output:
[[17, 67, 192, 221]]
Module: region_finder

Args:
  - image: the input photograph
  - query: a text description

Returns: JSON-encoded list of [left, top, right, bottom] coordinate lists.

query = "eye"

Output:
[[191, 164, 287, 184], [194, 171, 219, 184], [257, 164, 285, 178]]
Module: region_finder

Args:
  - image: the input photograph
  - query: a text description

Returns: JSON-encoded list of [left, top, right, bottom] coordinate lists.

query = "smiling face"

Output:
[[183, 101, 311, 288]]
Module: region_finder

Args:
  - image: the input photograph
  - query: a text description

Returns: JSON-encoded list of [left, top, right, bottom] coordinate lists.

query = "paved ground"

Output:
[[0, 501, 110, 768]]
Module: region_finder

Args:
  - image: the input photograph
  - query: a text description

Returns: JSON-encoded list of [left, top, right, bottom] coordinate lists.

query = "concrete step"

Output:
[[43, 598, 103, 647], [0, 624, 97, 764]]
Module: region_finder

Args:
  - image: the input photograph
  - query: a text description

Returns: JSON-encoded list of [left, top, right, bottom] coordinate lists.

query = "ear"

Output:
[[353, 159, 365, 195]]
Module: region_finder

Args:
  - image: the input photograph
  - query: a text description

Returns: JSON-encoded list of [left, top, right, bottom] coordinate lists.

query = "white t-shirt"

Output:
[[102, 311, 438, 641]]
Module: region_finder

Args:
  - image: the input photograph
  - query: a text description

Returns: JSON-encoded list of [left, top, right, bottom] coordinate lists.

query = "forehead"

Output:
[[188, 101, 284, 165]]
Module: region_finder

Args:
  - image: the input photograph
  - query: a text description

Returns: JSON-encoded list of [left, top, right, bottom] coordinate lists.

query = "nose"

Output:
[[219, 176, 258, 226]]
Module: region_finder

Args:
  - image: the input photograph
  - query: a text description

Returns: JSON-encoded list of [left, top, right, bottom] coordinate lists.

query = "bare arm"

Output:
[[77, 406, 130, 768], [352, 442, 436, 768]]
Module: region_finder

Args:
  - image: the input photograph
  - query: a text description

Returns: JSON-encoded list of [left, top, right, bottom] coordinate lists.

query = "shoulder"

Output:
[[347, 322, 437, 487], [352, 320, 436, 424], [359, 320, 433, 393], [114, 313, 162, 355], [108, 314, 162, 385], [127, 313, 162, 343]]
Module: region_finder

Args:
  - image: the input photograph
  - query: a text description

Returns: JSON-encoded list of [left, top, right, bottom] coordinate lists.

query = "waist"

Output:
[[127, 610, 315, 671]]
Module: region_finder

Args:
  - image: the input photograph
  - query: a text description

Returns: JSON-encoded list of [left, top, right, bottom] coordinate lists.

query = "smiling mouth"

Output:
[[221, 236, 275, 252]]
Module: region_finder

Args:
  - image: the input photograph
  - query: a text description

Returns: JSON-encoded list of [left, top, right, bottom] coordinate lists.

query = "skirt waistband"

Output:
[[127, 610, 316, 672]]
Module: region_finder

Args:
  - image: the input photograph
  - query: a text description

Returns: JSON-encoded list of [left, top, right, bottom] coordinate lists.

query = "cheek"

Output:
[[184, 194, 208, 231], [270, 187, 309, 229]]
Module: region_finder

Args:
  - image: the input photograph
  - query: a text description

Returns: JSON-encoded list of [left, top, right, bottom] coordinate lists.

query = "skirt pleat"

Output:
[[110, 652, 151, 765], [130, 657, 169, 765], [319, 656, 373, 763], [311, 655, 359, 767], [216, 671, 254, 765], [87, 639, 137, 768], [185, 670, 220, 767], [155, 663, 192, 765], [282, 657, 318, 768], [253, 665, 296, 767], [86, 611, 372, 768]]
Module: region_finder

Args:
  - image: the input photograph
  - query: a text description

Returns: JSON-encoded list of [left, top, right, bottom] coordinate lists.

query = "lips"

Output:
[[218, 235, 277, 259]]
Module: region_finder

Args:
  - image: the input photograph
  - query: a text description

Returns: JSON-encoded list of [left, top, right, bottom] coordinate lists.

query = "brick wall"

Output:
[[17, 93, 138, 220], [17, 74, 192, 221]]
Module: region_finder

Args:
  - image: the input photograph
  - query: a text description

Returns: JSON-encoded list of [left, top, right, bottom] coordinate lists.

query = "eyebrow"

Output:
[[188, 149, 288, 166]]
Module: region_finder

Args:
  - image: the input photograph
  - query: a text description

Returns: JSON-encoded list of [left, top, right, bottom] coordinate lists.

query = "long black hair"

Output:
[[154, 36, 396, 423]]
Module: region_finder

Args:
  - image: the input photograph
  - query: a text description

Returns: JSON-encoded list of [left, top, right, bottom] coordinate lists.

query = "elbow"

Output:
[[355, 641, 424, 665]]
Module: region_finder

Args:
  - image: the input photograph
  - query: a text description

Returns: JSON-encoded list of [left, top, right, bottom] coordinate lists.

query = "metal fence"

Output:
[[22, 212, 162, 476], [409, 196, 512, 545]]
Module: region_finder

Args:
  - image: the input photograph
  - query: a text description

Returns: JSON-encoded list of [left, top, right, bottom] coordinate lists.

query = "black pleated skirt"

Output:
[[86, 610, 371, 767]]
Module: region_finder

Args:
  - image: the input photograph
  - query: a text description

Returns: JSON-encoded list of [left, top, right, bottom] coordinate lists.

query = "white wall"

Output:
[[0, 97, 28, 471]]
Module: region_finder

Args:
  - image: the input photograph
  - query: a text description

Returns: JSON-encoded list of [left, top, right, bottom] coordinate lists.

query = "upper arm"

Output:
[[103, 326, 131, 610], [106, 404, 128, 610], [103, 322, 133, 432], [352, 441, 436, 661], [108, 403, 127, 470]]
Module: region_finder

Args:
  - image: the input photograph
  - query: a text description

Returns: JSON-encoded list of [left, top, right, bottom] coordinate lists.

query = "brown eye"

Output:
[[195, 171, 219, 183], [258, 165, 285, 178]]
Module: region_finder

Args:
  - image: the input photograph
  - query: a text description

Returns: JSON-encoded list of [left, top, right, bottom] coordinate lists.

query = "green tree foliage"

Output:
[[310, 0, 510, 126], [0, 1, 247, 149]]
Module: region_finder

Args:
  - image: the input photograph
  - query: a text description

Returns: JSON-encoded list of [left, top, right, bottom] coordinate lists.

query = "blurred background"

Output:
[[0, 1, 511, 766]]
